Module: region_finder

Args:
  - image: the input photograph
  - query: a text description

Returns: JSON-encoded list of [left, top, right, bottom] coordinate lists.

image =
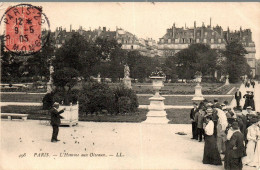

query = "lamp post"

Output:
[[192, 71, 204, 102]]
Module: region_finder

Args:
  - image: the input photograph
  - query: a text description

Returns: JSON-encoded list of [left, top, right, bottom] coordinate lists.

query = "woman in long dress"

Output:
[[243, 118, 259, 166], [203, 115, 222, 165], [215, 108, 228, 154], [248, 121, 260, 168]]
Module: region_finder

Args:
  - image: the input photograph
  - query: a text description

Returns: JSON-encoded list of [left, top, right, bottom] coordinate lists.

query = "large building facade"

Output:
[[52, 26, 158, 57], [158, 21, 256, 76]]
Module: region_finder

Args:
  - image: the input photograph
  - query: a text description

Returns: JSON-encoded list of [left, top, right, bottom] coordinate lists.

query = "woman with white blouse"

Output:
[[202, 115, 222, 165]]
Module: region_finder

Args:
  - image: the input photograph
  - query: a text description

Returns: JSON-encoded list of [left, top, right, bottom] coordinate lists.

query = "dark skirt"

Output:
[[203, 135, 222, 165], [224, 141, 243, 170]]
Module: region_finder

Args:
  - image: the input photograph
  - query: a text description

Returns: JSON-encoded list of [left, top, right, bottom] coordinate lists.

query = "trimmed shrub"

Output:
[[42, 92, 55, 110], [113, 85, 139, 114], [52, 89, 79, 105], [79, 82, 115, 115]]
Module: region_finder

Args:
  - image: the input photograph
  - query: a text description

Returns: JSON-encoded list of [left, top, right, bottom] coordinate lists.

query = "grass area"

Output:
[[1, 105, 147, 123], [137, 96, 234, 105], [0, 93, 45, 102], [0, 105, 221, 124], [131, 83, 240, 95], [167, 109, 191, 124]]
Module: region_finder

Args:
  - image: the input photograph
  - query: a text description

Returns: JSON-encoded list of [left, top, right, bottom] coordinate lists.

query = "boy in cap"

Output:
[[50, 102, 66, 142]]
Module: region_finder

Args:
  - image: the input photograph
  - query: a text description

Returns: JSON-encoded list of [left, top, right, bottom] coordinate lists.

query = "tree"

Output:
[[53, 33, 100, 80], [223, 40, 250, 83], [127, 51, 159, 82], [162, 55, 177, 81], [52, 67, 79, 105], [26, 39, 55, 81], [175, 43, 218, 80]]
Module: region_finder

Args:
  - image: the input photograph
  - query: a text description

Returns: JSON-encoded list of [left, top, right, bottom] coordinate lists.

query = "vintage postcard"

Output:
[[0, 2, 260, 170]]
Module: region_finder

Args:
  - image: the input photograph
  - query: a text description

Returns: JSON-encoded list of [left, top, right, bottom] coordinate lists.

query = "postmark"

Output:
[[0, 3, 50, 56]]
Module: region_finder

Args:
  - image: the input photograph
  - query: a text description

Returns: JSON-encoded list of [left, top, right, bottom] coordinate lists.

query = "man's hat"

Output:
[[214, 99, 218, 102], [206, 108, 213, 113], [247, 106, 252, 109], [251, 117, 259, 124], [53, 102, 59, 106], [231, 122, 239, 130], [221, 103, 226, 106]]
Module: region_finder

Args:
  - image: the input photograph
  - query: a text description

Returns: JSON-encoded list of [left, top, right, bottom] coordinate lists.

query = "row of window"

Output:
[[161, 38, 223, 44], [171, 31, 217, 36]]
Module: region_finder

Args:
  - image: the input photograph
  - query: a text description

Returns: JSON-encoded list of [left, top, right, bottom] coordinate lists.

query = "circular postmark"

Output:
[[0, 3, 50, 56]]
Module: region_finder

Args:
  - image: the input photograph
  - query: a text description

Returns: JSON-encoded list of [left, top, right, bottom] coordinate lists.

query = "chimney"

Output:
[[103, 27, 106, 32], [185, 23, 186, 29], [227, 27, 230, 40], [210, 17, 212, 28], [70, 25, 72, 32], [172, 23, 175, 38], [194, 21, 196, 28]]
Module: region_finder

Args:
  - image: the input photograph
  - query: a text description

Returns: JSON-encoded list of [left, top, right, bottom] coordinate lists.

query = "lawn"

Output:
[[137, 96, 234, 105], [166, 109, 191, 124], [0, 105, 147, 123], [0, 93, 234, 106], [132, 83, 240, 95], [0, 93, 45, 102], [0, 105, 203, 124]]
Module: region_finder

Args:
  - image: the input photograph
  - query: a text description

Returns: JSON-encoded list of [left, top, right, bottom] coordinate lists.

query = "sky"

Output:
[[0, 2, 260, 59]]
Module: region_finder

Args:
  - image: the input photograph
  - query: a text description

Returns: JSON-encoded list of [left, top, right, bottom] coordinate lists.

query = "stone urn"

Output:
[[192, 72, 204, 102], [143, 76, 169, 124]]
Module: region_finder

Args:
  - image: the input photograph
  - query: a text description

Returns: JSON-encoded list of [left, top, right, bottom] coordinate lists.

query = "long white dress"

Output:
[[243, 124, 258, 165], [248, 124, 260, 168]]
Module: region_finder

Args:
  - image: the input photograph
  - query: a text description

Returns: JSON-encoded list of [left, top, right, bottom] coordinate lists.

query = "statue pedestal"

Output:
[[225, 78, 230, 85], [47, 81, 53, 93], [192, 84, 204, 101], [143, 96, 169, 124], [123, 77, 132, 89]]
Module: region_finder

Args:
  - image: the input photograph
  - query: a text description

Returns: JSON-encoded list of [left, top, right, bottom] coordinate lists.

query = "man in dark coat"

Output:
[[50, 102, 65, 142], [243, 91, 250, 110], [234, 88, 242, 109], [190, 102, 198, 140], [213, 99, 221, 109], [224, 122, 246, 170]]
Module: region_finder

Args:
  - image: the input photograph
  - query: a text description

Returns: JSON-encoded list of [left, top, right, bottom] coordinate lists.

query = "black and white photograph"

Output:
[[0, 2, 260, 170]]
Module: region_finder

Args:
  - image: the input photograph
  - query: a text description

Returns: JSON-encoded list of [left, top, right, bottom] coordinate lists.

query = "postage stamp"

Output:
[[0, 3, 50, 56]]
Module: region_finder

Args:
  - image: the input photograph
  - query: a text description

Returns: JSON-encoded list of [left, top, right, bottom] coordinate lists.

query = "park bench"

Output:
[[1, 113, 29, 121]]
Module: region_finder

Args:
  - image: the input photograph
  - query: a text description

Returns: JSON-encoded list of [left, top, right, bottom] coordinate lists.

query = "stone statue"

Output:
[[124, 64, 130, 78], [49, 65, 54, 74]]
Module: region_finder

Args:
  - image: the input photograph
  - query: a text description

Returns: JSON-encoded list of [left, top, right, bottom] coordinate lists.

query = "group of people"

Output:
[[235, 88, 255, 111], [243, 79, 255, 88], [190, 98, 260, 170]]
